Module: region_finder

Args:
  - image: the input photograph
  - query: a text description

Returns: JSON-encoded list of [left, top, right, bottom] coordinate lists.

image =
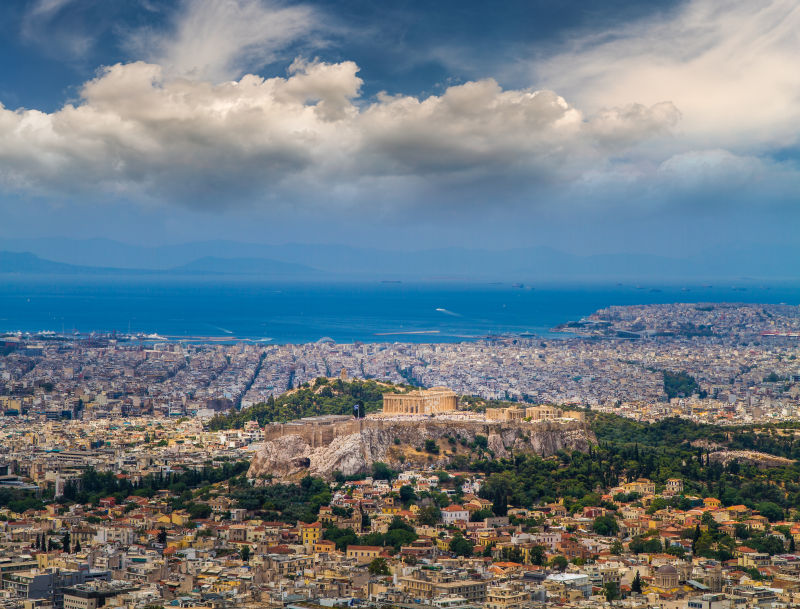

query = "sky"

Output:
[[0, 0, 798, 258]]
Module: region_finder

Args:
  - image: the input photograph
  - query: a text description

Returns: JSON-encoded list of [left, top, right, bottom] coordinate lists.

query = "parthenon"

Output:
[[382, 387, 458, 415]]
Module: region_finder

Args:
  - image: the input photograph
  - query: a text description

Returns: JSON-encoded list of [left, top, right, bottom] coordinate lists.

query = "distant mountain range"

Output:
[[0, 251, 121, 275], [173, 256, 318, 276], [0, 238, 797, 281], [0, 251, 318, 278]]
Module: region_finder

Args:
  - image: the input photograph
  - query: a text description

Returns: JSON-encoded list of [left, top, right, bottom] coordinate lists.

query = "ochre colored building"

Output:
[[382, 387, 457, 415]]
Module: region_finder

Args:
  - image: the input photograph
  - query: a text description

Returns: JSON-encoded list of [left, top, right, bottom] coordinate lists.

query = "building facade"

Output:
[[382, 388, 457, 415]]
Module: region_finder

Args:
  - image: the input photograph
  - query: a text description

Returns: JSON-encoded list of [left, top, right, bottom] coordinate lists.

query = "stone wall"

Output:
[[262, 416, 362, 447]]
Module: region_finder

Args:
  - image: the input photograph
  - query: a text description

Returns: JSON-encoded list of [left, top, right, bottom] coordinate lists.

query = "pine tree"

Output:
[[632, 571, 642, 594], [74, 540, 81, 553], [692, 523, 701, 554], [492, 488, 508, 517], [62, 531, 71, 553]]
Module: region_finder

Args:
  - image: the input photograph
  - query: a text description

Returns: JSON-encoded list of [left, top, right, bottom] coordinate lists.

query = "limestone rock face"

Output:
[[708, 450, 794, 469], [248, 417, 596, 482]]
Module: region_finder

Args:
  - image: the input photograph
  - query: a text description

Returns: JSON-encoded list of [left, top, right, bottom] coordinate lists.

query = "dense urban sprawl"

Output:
[[0, 303, 797, 609]]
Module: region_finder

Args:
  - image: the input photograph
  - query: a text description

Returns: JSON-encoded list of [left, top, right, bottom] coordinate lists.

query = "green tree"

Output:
[[399, 485, 416, 505], [368, 557, 390, 575], [157, 527, 168, 545], [372, 462, 396, 482], [549, 555, 568, 571], [610, 540, 623, 555], [756, 501, 783, 523], [188, 503, 212, 520], [62, 531, 71, 553], [323, 526, 359, 552], [529, 544, 546, 565], [240, 546, 250, 562], [631, 571, 642, 594], [449, 534, 473, 557], [694, 532, 714, 557], [492, 487, 508, 517], [666, 545, 686, 558], [593, 514, 619, 536], [417, 505, 441, 526], [604, 582, 620, 602], [501, 546, 524, 563], [630, 536, 662, 554]]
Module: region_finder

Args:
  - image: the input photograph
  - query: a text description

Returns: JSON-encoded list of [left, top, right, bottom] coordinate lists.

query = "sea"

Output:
[[1, 276, 799, 343]]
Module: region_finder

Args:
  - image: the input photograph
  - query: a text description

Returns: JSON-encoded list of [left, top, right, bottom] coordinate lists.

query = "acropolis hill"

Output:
[[247, 389, 595, 481]]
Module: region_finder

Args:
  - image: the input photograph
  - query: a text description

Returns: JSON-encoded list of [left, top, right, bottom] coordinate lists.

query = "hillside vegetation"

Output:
[[208, 378, 410, 430], [454, 409, 800, 527]]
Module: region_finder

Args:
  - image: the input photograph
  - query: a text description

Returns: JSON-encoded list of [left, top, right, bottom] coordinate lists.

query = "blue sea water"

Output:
[[0, 276, 799, 343]]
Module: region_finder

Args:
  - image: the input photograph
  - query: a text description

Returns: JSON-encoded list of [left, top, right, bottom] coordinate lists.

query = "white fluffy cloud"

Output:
[[0, 59, 680, 208], [4, 0, 797, 218], [536, 0, 800, 153]]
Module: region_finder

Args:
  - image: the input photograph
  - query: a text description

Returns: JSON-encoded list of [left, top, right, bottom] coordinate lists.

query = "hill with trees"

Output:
[[208, 377, 411, 430]]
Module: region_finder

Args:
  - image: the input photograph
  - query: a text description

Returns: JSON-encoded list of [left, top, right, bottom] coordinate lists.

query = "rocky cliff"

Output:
[[248, 417, 595, 481]]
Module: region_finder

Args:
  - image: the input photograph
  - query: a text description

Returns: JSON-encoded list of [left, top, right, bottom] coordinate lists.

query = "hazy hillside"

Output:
[[173, 256, 319, 276], [2, 238, 798, 280]]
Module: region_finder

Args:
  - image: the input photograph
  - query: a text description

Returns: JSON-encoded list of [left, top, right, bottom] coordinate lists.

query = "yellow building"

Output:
[[486, 585, 529, 609], [623, 479, 656, 496], [302, 522, 323, 548], [313, 540, 337, 554], [346, 545, 382, 564], [665, 478, 684, 494]]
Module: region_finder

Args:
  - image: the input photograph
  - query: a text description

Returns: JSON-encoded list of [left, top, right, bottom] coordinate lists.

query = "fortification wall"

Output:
[[262, 418, 363, 447], [261, 415, 586, 448]]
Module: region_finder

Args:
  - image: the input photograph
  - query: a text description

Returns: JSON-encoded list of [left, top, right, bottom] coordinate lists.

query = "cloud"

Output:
[[21, 0, 94, 60], [0, 59, 685, 210], [27, 0, 76, 18], [129, 0, 319, 82], [536, 0, 800, 153]]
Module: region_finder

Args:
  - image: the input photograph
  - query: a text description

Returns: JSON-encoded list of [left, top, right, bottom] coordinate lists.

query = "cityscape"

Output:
[[0, 301, 799, 609], [3, 303, 799, 425], [1, 1, 799, 609]]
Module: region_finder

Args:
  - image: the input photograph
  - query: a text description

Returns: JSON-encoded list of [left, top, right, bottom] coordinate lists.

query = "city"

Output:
[[0, 303, 798, 609], [2, 304, 798, 425]]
